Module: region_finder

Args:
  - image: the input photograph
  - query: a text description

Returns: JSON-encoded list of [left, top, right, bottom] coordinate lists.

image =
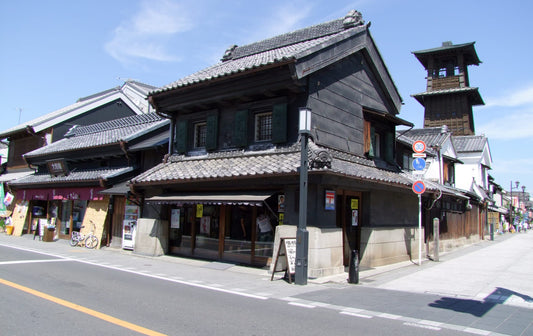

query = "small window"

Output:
[[373, 132, 381, 158], [403, 153, 414, 171], [194, 122, 207, 148], [255, 112, 272, 142]]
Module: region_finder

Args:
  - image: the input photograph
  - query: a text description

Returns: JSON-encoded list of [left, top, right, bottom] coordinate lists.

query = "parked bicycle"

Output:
[[69, 221, 99, 249]]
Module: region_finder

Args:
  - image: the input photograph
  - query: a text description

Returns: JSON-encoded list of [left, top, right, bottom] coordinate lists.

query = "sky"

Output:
[[1, 0, 532, 194]]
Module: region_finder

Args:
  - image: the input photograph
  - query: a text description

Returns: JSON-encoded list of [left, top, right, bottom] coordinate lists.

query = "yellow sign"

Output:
[[351, 199, 359, 210], [278, 213, 284, 225], [196, 204, 203, 218]]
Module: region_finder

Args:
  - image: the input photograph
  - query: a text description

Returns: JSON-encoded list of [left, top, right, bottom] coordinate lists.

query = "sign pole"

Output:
[[418, 194, 422, 266]]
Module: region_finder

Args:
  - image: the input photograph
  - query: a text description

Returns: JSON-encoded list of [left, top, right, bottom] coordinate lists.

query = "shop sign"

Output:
[[196, 204, 203, 218], [325, 190, 335, 210], [46, 159, 69, 176], [351, 198, 359, 210], [170, 209, 180, 229]]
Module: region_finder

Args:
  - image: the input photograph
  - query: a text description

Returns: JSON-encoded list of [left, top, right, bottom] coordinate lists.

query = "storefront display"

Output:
[[167, 198, 278, 266]]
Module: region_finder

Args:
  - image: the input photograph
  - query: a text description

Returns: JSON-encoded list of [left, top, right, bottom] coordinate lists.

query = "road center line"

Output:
[[0, 277, 167, 336]]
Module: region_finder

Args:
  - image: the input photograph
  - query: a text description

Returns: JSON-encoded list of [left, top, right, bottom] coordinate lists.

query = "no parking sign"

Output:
[[412, 180, 426, 194]]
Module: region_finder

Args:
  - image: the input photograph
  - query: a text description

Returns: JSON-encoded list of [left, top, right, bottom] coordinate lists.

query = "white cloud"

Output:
[[105, 0, 193, 64], [477, 109, 533, 140], [477, 83, 533, 140], [484, 83, 533, 107]]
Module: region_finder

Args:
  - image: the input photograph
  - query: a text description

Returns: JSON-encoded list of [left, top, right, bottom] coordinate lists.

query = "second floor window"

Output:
[[255, 112, 272, 142], [194, 122, 207, 148]]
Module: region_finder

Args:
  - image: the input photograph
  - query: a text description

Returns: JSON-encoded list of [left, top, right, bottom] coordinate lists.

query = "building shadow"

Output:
[[428, 287, 532, 317]]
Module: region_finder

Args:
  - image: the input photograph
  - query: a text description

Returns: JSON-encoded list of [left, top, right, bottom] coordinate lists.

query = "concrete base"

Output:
[[427, 236, 482, 255], [134, 218, 169, 256], [359, 227, 424, 268], [271, 225, 344, 278]]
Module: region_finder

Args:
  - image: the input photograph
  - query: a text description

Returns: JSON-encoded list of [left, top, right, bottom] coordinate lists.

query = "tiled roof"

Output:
[[452, 135, 487, 153], [152, 10, 366, 94], [24, 113, 168, 158], [412, 41, 481, 67], [411, 87, 484, 106], [399, 127, 451, 148], [0, 80, 156, 139], [131, 142, 414, 189], [9, 167, 134, 187]]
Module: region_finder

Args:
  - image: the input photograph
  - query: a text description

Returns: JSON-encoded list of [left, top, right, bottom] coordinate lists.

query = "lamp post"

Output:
[[510, 181, 520, 230], [295, 107, 311, 285]]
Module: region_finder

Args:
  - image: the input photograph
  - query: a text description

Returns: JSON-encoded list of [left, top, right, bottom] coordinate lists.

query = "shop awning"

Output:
[[16, 187, 105, 201], [145, 191, 274, 206]]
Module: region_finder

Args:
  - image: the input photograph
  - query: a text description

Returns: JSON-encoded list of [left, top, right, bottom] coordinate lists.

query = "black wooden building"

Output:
[[131, 10, 422, 275]]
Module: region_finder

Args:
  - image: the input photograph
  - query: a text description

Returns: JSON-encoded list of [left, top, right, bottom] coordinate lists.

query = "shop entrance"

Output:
[[167, 195, 279, 266], [338, 193, 362, 267]]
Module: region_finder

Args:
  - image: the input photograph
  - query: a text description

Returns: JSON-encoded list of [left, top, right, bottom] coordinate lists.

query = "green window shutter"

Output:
[[272, 103, 287, 144], [368, 126, 375, 158], [206, 114, 218, 151], [234, 110, 248, 147], [385, 132, 394, 163], [176, 120, 188, 154]]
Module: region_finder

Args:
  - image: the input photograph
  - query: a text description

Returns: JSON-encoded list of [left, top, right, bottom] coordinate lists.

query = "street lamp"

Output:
[[510, 181, 520, 229], [295, 107, 311, 285]]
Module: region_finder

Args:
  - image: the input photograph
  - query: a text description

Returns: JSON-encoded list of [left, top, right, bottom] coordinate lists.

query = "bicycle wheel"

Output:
[[69, 234, 79, 247], [85, 235, 98, 249]]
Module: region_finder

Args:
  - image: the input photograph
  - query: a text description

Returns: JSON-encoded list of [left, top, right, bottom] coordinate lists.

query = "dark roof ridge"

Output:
[[65, 112, 163, 137], [221, 10, 364, 61], [168, 144, 300, 163]]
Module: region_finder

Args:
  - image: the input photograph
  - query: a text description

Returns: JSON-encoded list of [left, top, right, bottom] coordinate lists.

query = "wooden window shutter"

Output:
[[234, 110, 248, 147], [364, 120, 371, 155], [176, 120, 188, 154], [443, 162, 449, 182], [272, 103, 287, 144], [384, 131, 394, 163], [205, 114, 218, 151]]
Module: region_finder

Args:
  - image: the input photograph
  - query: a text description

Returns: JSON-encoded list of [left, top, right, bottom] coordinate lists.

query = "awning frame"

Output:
[[145, 191, 275, 207]]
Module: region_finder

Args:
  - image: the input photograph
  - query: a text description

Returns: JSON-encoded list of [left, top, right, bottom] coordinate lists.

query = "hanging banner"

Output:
[[0, 184, 6, 216], [196, 204, 203, 218]]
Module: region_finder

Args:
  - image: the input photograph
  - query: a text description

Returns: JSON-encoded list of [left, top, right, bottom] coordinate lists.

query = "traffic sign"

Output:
[[412, 140, 426, 153], [412, 157, 426, 171], [412, 180, 426, 194]]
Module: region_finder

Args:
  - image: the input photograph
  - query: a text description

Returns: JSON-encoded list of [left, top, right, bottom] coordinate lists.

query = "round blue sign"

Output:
[[412, 157, 426, 171]]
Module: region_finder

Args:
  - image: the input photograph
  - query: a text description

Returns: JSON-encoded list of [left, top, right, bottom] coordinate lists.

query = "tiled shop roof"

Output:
[[453, 135, 488, 153], [24, 113, 168, 158], [9, 167, 134, 187], [152, 10, 366, 93], [131, 142, 414, 189], [399, 127, 451, 149]]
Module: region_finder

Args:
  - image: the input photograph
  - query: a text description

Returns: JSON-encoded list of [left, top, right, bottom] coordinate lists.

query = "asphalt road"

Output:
[[1, 243, 466, 336]]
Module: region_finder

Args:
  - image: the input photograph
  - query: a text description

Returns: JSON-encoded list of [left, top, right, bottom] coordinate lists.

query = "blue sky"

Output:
[[1, 0, 532, 193]]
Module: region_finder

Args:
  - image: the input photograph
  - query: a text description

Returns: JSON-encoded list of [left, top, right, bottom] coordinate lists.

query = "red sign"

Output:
[[412, 181, 426, 195], [412, 140, 426, 153]]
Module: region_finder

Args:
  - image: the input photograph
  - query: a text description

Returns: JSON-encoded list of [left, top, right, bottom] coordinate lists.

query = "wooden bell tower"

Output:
[[412, 41, 484, 135]]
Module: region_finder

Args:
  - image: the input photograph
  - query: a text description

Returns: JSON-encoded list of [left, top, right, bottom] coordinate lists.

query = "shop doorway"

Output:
[[338, 193, 362, 266], [167, 196, 279, 266]]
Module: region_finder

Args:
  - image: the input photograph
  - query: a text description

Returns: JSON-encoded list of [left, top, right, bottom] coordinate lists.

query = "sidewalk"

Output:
[[368, 231, 533, 309], [1, 230, 532, 308]]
